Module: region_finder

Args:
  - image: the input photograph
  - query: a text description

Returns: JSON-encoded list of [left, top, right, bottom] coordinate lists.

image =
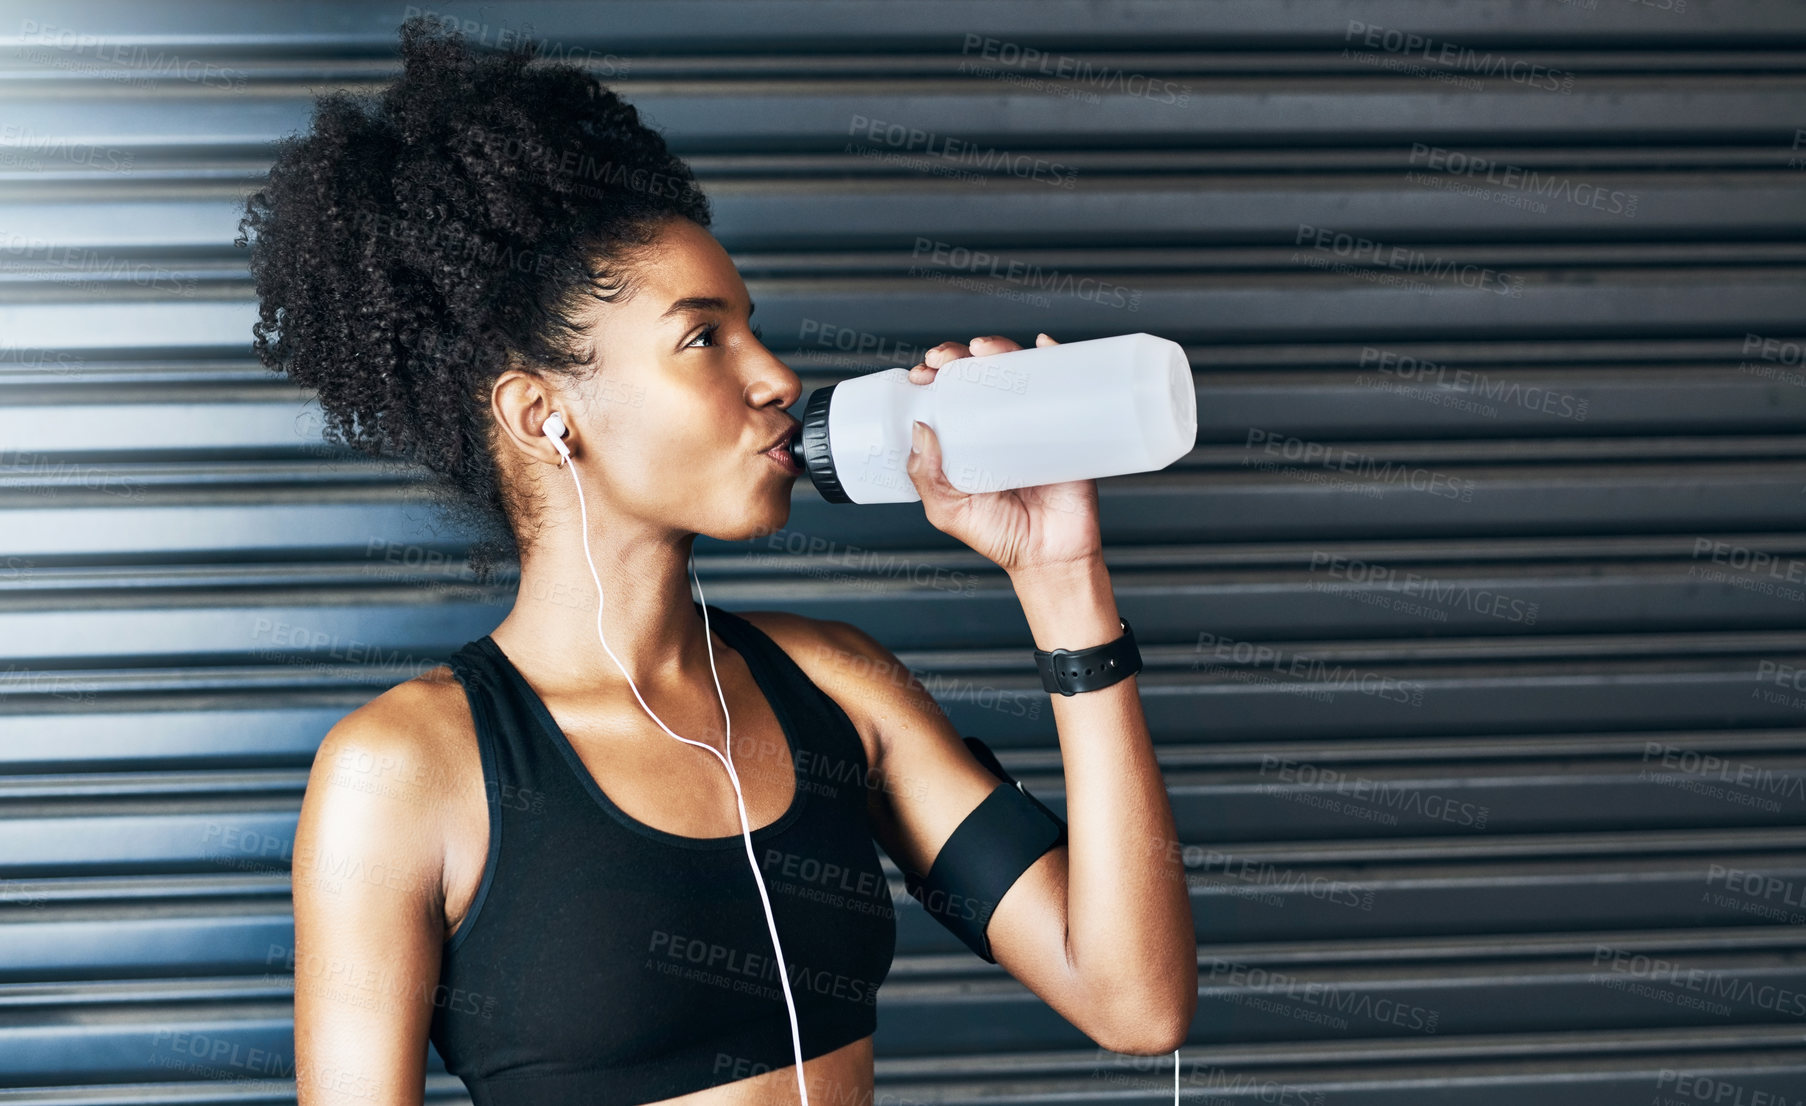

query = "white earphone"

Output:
[[541, 410, 812, 1105], [543, 410, 572, 463]]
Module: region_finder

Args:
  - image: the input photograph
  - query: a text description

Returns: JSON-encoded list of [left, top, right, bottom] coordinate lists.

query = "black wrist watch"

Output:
[[1033, 616, 1142, 696]]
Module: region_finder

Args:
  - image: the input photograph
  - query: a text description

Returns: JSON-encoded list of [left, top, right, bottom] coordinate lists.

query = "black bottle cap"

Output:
[[792, 384, 851, 504]]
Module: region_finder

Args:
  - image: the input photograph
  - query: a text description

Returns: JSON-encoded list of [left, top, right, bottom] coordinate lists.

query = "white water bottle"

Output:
[[788, 332, 1197, 504]]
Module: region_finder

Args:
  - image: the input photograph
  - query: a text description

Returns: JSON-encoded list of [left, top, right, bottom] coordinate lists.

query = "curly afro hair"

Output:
[[237, 14, 711, 571]]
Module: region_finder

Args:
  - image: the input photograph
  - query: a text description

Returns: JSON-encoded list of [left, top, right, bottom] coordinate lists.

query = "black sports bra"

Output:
[[427, 602, 898, 1105]]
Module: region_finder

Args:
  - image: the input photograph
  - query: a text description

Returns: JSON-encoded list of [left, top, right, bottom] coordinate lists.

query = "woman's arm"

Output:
[[290, 687, 459, 1105], [782, 331, 1197, 1052], [803, 583, 1193, 1056], [1001, 556, 1196, 1046]]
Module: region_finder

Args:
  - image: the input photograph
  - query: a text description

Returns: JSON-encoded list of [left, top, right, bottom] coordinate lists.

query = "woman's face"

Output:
[[545, 215, 804, 544]]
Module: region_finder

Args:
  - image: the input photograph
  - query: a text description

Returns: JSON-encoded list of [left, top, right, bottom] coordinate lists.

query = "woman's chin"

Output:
[[723, 496, 792, 544]]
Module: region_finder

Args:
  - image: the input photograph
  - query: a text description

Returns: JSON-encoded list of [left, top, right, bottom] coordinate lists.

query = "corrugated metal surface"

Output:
[[2, 0, 1805, 1101]]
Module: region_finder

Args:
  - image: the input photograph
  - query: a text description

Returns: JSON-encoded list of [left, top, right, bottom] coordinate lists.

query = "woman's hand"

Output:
[[904, 333, 1103, 576]]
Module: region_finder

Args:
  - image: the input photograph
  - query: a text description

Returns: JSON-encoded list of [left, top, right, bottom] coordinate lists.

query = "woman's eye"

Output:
[[687, 322, 762, 348]]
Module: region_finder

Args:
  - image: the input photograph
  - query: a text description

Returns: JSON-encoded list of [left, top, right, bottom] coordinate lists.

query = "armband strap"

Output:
[[902, 736, 1068, 963]]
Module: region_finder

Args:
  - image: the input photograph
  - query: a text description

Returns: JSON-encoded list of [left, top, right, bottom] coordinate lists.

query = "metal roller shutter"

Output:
[[2, 1, 1805, 1102]]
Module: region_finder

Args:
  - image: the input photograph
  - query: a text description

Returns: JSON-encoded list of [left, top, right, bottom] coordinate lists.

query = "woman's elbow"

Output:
[[1089, 983, 1197, 1055]]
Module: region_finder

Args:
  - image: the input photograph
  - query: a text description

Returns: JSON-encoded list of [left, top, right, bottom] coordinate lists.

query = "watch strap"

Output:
[[1033, 616, 1142, 696]]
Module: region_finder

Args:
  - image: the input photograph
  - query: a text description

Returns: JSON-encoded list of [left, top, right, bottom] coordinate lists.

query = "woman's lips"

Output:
[[764, 442, 803, 475]]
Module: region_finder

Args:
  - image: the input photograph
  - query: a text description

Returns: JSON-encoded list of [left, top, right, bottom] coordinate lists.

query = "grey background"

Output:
[[1, 1, 1805, 1102]]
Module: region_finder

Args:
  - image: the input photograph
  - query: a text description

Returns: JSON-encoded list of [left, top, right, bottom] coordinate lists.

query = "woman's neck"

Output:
[[486, 525, 720, 700]]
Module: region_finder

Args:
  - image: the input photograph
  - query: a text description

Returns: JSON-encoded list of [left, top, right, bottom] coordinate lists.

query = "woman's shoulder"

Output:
[[290, 664, 489, 974], [732, 609, 931, 769], [296, 665, 483, 893], [316, 664, 475, 778], [734, 608, 871, 694]]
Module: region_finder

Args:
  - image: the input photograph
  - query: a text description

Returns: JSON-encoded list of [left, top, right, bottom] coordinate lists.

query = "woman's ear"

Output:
[[491, 369, 569, 467]]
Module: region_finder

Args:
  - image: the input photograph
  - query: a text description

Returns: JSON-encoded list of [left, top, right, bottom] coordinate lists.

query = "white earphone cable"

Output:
[[558, 444, 811, 1106], [553, 420, 1173, 1106]]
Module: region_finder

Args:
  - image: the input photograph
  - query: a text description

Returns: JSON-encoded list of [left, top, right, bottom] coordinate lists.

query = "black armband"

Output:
[[902, 736, 1068, 963]]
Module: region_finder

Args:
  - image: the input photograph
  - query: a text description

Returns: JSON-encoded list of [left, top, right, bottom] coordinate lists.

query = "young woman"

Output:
[[242, 17, 1194, 1106]]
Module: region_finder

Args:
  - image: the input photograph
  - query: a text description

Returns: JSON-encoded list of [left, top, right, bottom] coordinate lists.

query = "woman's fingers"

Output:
[[910, 340, 968, 383], [965, 334, 1021, 356], [924, 341, 971, 368], [909, 334, 1054, 383]]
